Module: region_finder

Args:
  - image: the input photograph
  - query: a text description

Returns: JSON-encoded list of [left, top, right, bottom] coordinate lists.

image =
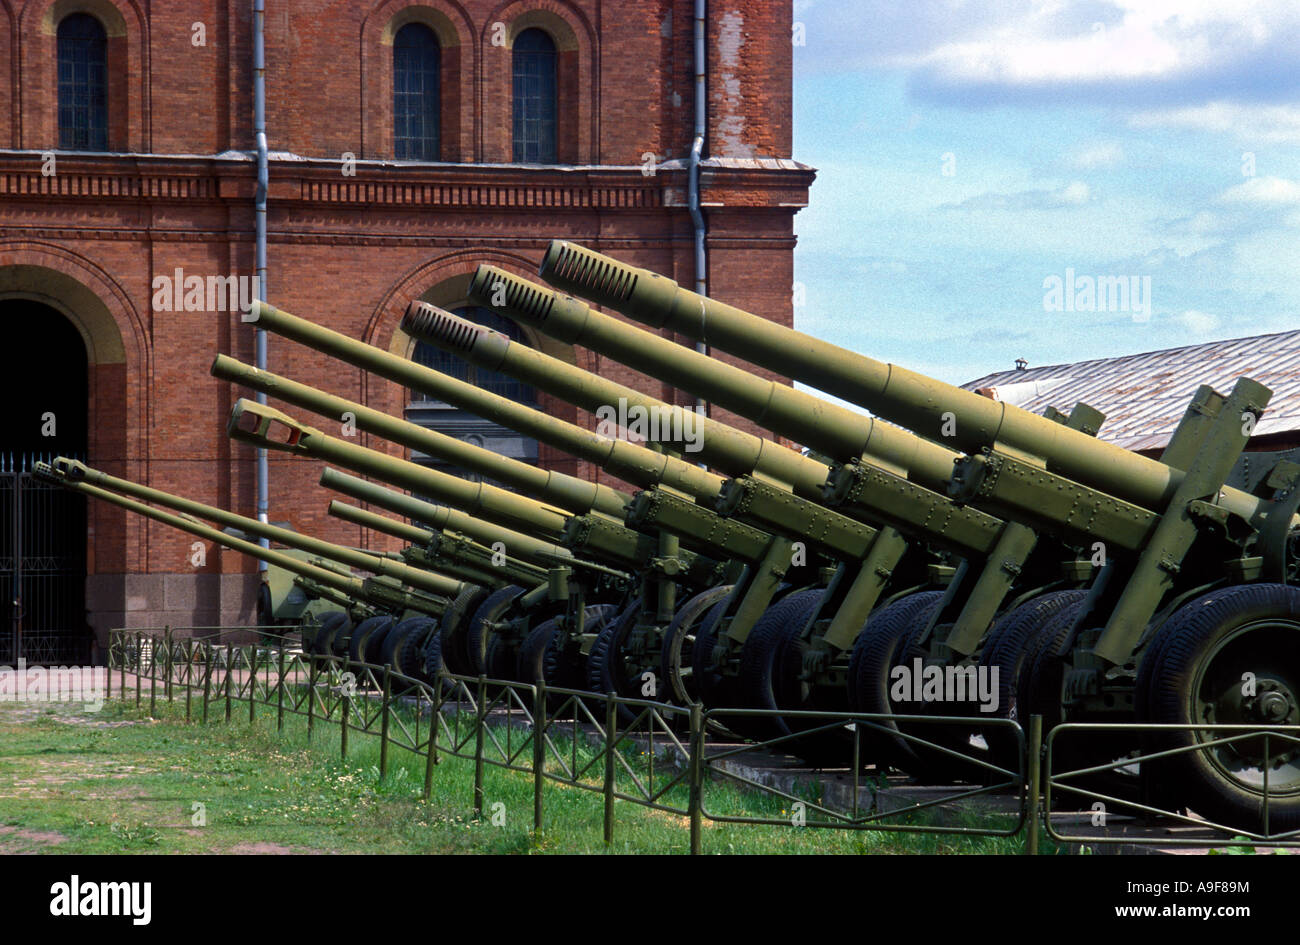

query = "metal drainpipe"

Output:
[[253, 0, 270, 567], [689, 0, 708, 417]]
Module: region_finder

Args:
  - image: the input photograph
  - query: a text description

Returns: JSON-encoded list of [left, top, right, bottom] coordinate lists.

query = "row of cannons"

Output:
[[42, 241, 1300, 832]]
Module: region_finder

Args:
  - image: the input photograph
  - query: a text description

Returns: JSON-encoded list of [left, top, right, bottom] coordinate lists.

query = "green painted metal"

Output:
[[212, 353, 631, 521], [38, 466, 446, 617], [47, 457, 465, 599], [319, 467, 573, 566], [536, 241, 1277, 532]]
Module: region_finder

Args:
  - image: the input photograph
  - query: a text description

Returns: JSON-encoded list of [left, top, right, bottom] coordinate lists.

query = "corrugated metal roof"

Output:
[[961, 330, 1300, 451]]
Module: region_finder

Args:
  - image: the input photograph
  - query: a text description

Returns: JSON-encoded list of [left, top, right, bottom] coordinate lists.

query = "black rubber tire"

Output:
[[1140, 583, 1300, 832], [848, 590, 945, 773], [978, 590, 1089, 768], [518, 605, 615, 694], [465, 585, 524, 675], [389, 617, 440, 682], [586, 600, 656, 717], [363, 620, 396, 666], [691, 597, 738, 708], [310, 611, 350, 656], [439, 585, 490, 676], [381, 617, 432, 674], [659, 585, 734, 706], [738, 589, 825, 741], [739, 589, 855, 765], [346, 615, 392, 667]]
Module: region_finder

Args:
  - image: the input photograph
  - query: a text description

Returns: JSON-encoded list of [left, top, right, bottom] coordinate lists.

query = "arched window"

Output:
[[407, 307, 538, 488], [393, 23, 441, 161], [512, 28, 557, 164], [57, 13, 108, 151], [410, 308, 536, 405]]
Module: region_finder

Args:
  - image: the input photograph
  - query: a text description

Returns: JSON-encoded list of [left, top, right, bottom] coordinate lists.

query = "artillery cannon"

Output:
[[36, 459, 452, 678], [525, 242, 1300, 828]]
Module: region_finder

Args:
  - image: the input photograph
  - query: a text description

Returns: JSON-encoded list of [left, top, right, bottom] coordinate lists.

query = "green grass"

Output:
[[0, 690, 1051, 854]]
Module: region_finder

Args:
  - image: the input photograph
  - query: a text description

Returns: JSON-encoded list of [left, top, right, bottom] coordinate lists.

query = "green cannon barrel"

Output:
[[229, 398, 572, 539], [327, 498, 550, 588], [49, 458, 466, 599], [37, 464, 446, 617], [237, 299, 801, 565], [537, 241, 1270, 527], [328, 500, 431, 545], [470, 264, 961, 494], [212, 353, 630, 521], [402, 301, 835, 501], [241, 300, 724, 504], [228, 398, 659, 570], [320, 467, 574, 567]]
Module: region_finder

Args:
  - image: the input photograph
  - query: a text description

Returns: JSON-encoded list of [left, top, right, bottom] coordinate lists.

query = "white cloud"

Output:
[[1216, 176, 1300, 206], [943, 180, 1090, 211], [1068, 142, 1124, 170], [1130, 102, 1300, 143], [906, 1, 1299, 85], [1177, 309, 1221, 336]]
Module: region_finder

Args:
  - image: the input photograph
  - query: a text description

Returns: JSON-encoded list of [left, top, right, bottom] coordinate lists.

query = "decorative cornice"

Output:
[[0, 151, 812, 211]]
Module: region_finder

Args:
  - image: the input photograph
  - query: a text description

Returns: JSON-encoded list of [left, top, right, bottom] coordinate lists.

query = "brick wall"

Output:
[[0, 0, 811, 644]]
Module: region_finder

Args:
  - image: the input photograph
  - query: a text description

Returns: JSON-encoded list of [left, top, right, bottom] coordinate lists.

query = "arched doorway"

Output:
[[0, 300, 89, 664]]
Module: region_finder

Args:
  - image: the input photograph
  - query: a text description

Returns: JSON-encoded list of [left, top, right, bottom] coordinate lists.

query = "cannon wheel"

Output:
[[347, 615, 392, 667], [439, 586, 490, 676], [518, 605, 616, 695], [465, 585, 524, 675], [309, 611, 351, 656], [848, 590, 945, 774], [586, 600, 658, 720], [739, 588, 855, 764], [659, 585, 733, 707], [978, 589, 1089, 770], [381, 617, 436, 677], [1140, 583, 1300, 832]]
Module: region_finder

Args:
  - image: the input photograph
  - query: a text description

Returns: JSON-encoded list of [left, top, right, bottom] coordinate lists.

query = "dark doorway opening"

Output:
[[0, 300, 90, 664]]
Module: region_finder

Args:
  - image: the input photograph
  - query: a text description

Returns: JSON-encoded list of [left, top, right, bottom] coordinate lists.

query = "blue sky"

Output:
[[789, 1, 1300, 386]]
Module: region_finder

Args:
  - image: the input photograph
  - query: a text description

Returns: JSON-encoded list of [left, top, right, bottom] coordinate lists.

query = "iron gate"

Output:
[[0, 453, 90, 665]]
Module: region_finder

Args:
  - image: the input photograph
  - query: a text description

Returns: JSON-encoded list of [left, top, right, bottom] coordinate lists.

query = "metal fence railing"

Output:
[[106, 629, 1300, 854]]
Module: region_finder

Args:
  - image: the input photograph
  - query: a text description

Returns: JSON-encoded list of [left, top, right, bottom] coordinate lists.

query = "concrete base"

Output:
[[87, 573, 261, 653]]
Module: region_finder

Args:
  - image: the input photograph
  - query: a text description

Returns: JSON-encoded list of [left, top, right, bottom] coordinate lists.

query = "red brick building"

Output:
[[0, 0, 812, 658]]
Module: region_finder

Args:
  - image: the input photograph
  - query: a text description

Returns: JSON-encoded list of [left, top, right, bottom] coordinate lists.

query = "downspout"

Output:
[[689, 0, 708, 416], [253, 0, 270, 567]]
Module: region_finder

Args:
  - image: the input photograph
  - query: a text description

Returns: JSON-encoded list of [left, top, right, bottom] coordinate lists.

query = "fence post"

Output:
[[430, 669, 443, 767], [247, 645, 258, 725], [134, 632, 142, 708], [164, 627, 173, 704], [604, 692, 617, 845], [184, 641, 193, 723], [224, 644, 234, 723], [473, 674, 486, 819], [118, 633, 126, 701], [202, 643, 212, 724], [277, 644, 286, 734], [148, 635, 158, 719], [423, 674, 442, 801], [688, 702, 704, 856], [532, 680, 546, 832], [1026, 714, 1042, 856], [380, 666, 392, 781], [340, 688, 351, 761], [307, 655, 317, 741]]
